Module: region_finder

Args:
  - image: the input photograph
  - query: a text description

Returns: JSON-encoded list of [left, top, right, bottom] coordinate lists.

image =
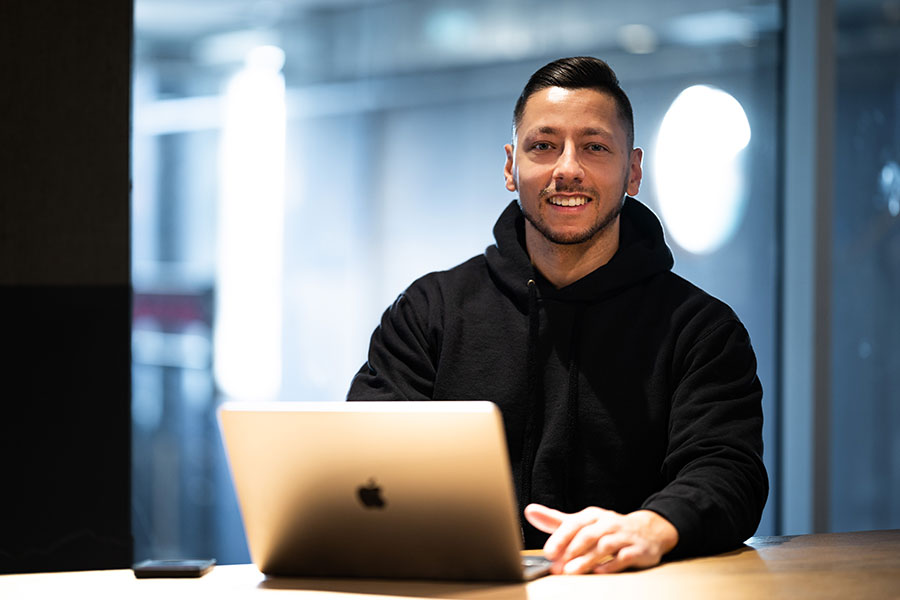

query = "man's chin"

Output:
[[530, 223, 600, 246], [528, 216, 614, 246], [546, 231, 600, 245]]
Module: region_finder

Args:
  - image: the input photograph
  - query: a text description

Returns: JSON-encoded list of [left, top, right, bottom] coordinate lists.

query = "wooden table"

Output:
[[2, 530, 898, 599]]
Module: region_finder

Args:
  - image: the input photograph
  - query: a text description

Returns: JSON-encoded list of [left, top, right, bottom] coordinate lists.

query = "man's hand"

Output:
[[524, 504, 679, 574]]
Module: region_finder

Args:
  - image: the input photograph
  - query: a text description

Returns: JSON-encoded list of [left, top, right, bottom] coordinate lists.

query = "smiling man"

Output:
[[348, 57, 767, 574], [506, 84, 643, 288]]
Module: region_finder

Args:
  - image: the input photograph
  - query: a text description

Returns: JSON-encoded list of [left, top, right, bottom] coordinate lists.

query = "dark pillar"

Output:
[[0, 0, 133, 573]]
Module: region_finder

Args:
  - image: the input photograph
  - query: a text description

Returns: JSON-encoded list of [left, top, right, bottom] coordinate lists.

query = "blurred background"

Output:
[[129, 0, 899, 565]]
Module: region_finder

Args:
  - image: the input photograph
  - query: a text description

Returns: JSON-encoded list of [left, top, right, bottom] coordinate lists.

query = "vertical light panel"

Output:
[[214, 46, 286, 401]]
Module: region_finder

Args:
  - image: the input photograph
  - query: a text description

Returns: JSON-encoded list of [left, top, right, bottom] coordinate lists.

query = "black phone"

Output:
[[132, 558, 216, 578]]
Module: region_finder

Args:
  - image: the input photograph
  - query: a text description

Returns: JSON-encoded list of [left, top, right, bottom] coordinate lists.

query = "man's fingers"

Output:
[[562, 522, 615, 562], [593, 532, 630, 561], [561, 531, 628, 573], [523, 503, 567, 534], [560, 553, 596, 574], [591, 539, 664, 574], [592, 544, 645, 574], [563, 551, 617, 574], [591, 554, 629, 574], [542, 508, 607, 560], [561, 539, 625, 574], [527, 506, 672, 575]]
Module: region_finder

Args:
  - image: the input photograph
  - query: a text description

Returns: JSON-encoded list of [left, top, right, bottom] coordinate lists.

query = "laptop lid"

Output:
[[218, 401, 541, 581]]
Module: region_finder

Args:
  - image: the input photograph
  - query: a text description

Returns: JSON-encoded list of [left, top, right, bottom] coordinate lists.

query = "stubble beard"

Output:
[[520, 182, 628, 246]]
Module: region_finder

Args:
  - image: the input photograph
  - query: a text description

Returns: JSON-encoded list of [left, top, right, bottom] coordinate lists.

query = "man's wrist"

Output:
[[632, 510, 679, 555]]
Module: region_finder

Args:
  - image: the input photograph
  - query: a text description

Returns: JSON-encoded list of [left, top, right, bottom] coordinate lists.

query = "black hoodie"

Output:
[[348, 198, 768, 558]]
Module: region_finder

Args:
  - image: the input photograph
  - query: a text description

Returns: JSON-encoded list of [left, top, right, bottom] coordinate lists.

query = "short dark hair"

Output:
[[512, 56, 634, 148]]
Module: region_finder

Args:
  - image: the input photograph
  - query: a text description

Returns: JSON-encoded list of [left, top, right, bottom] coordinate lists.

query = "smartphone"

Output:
[[132, 558, 216, 578]]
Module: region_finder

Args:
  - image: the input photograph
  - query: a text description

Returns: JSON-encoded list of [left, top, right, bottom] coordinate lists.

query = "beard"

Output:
[[520, 181, 628, 246]]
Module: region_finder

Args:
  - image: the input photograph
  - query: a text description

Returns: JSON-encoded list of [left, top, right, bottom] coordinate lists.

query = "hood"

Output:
[[484, 197, 675, 308]]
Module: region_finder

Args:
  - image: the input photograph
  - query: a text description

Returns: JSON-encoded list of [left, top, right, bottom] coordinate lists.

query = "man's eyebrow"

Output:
[[525, 126, 559, 136], [581, 127, 614, 138], [524, 126, 615, 138]]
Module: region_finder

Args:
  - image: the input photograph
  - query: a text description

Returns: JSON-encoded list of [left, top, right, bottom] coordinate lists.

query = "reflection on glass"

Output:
[[880, 160, 900, 217], [654, 85, 750, 254]]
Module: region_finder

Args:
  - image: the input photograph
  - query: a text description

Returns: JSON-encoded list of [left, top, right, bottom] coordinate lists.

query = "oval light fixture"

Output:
[[653, 85, 751, 254]]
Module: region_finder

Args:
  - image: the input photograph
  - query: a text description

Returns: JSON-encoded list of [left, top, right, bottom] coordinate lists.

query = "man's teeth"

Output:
[[549, 195, 589, 207]]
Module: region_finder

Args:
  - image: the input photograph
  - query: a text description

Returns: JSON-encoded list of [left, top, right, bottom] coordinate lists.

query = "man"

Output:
[[348, 56, 767, 574]]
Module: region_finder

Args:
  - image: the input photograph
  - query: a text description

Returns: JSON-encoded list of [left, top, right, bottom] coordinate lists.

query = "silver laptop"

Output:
[[218, 401, 551, 581]]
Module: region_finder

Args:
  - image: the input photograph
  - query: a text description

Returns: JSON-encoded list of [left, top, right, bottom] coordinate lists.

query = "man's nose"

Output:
[[552, 145, 584, 183]]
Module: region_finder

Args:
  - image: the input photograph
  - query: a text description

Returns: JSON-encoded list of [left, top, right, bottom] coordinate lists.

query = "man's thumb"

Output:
[[524, 503, 566, 534]]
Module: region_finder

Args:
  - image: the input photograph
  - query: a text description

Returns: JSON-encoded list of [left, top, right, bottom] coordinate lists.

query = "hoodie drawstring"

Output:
[[518, 279, 542, 522], [518, 280, 585, 539], [563, 309, 583, 511]]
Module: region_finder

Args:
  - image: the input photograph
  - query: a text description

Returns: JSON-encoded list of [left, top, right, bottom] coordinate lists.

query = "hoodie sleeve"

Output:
[[641, 317, 768, 558], [347, 281, 438, 401]]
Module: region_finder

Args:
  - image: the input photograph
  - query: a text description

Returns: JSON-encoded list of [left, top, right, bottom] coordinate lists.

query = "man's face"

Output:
[[504, 87, 643, 246]]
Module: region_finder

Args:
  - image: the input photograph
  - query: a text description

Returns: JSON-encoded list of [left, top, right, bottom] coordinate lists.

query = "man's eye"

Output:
[[531, 142, 551, 151], [588, 143, 608, 152]]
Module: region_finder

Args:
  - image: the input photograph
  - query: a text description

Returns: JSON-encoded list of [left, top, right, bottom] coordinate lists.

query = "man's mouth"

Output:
[[548, 195, 591, 207]]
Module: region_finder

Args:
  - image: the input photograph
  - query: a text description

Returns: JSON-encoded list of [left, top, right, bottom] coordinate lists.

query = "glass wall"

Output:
[[133, 0, 781, 562], [830, 0, 900, 532]]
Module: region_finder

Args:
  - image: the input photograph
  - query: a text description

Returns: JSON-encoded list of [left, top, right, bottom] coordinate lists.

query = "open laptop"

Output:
[[218, 401, 551, 581]]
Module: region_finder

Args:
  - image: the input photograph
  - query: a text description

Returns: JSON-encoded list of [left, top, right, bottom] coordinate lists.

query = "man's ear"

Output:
[[504, 144, 517, 192], [626, 147, 643, 197]]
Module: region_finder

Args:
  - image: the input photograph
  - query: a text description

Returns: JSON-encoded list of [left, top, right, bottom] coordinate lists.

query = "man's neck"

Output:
[[525, 220, 621, 289]]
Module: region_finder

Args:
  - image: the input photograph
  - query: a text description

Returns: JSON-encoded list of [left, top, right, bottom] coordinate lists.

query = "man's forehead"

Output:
[[522, 86, 616, 112], [517, 87, 626, 141], [543, 86, 575, 103]]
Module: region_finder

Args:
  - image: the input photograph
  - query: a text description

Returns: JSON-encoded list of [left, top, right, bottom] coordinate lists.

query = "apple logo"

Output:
[[357, 478, 387, 509]]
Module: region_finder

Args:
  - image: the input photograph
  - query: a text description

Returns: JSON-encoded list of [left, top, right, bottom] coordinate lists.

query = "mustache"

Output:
[[539, 183, 595, 198]]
